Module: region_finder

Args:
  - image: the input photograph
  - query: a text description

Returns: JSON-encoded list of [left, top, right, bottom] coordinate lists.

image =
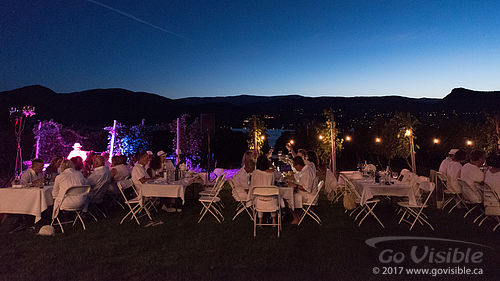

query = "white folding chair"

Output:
[[117, 179, 152, 225], [478, 183, 500, 230], [51, 185, 90, 233], [298, 180, 324, 225], [397, 181, 435, 230], [199, 172, 226, 196], [198, 174, 226, 223], [340, 174, 384, 228], [437, 172, 466, 213], [251, 186, 281, 237], [457, 178, 483, 218], [229, 179, 253, 221]]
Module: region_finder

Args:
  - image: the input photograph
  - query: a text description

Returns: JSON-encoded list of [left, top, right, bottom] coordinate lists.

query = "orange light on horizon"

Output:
[[375, 137, 381, 143], [433, 138, 440, 144], [345, 136, 352, 141], [466, 140, 473, 146]]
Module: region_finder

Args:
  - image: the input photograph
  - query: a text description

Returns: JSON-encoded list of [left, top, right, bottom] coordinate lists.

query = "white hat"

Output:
[[157, 150, 167, 156], [38, 225, 55, 236], [146, 151, 153, 155], [449, 149, 459, 155], [72, 143, 83, 149]]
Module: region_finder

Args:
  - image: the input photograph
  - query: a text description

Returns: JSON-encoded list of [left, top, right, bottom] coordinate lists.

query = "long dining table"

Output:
[[0, 185, 54, 223]]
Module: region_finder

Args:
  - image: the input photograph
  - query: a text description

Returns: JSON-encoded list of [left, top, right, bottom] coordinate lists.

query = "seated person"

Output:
[[45, 156, 63, 182], [439, 149, 458, 174], [131, 151, 151, 198], [232, 157, 255, 201], [111, 155, 131, 183], [86, 155, 112, 204], [70, 156, 84, 174], [485, 153, 500, 198], [147, 155, 163, 179], [251, 155, 277, 225], [289, 156, 316, 224], [52, 160, 88, 212], [20, 159, 44, 187], [460, 150, 485, 203], [445, 150, 466, 193]]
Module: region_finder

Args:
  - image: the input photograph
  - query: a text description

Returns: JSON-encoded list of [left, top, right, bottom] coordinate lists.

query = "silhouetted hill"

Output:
[[1, 85, 499, 128], [442, 88, 500, 111]]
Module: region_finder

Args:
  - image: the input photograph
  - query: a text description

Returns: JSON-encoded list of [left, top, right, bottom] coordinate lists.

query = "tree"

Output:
[[169, 114, 203, 169], [33, 120, 86, 162], [372, 112, 419, 169], [316, 109, 344, 171], [245, 115, 267, 155]]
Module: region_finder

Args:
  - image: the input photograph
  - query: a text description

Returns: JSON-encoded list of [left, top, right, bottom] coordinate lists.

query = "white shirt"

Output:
[[67, 149, 87, 162], [250, 169, 274, 187], [484, 169, 500, 198], [87, 166, 112, 202], [294, 164, 315, 193], [52, 168, 88, 212], [445, 161, 463, 193], [112, 164, 131, 182], [232, 168, 250, 200], [439, 157, 453, 174], [20, 168, 43, 185], [131, 163, 149, 196], [460, 163, 484, 203]]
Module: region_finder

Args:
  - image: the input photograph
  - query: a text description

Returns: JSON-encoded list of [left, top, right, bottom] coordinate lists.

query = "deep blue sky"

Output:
[[1, 0, 500, 98]]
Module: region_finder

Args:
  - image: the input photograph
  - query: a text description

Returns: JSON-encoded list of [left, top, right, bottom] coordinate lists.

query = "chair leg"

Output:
[[464, 205, 477, 218], [57, 217, 64, 233], [493, 221, 500, 231]]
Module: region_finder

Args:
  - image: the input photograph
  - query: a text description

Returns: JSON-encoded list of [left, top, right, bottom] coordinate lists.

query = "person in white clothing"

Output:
[[289, 156, 316, 224], [86, 156, 112, 204], [439, 149, 458, 174], [232, 158, 255, 202], [251, 155, 277, 225], [20, 159, 44, 187], [67, 143, 87, 162], [111, 155, 131, 182], [484, 154, 500, 198], [460, 150, 485, 203], [445, 150, 467, 193], [131, 151, 151, 198], [52, 160, 88, 213]]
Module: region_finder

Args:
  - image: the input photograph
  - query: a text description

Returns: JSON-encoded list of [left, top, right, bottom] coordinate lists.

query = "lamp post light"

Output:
[[375, 137, 381, 143], [466, 139, 473, 146], [289, 139, 294, 145], [433, 138, 440, 144], [318, 135, 324, 140], [345, 135, 352, 142]]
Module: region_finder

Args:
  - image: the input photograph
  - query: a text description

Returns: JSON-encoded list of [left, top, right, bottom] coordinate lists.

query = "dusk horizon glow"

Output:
[[2, 0, 500, 98]]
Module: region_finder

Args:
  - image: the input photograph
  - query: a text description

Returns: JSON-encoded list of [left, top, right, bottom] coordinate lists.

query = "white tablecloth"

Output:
[[0, 186, 54, 223], [247, 186, 295, 210], [352, 178, 416, 206], [142, 180, 187, 204]]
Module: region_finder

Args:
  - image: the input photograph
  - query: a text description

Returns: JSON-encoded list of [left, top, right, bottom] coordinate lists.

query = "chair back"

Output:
[[457, 178, 483, 204], [229, 179, 245, 202], [339, 174, 361, 201], [117, 179, 139, 202], [308, 180, 324, 205], [416, 182, 435, 207], [436, 172, 448, 184], [53, 185, 90, 219], [251, 186, 280, 212]]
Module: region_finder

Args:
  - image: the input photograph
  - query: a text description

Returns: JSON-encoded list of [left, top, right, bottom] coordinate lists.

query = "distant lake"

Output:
[[231, 128, 294, 147]]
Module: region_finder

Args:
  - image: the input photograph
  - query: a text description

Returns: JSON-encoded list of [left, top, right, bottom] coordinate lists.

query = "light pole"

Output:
[[330, 112, 336, 175], [405, 129, 416, 173]]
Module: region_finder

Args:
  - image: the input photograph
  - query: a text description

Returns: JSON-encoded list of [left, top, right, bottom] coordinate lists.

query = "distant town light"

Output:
[[466, 140, 473, 146], [433, 138, 440, 144], [345, 136, 352, 141], [375, 137, 381, 143]]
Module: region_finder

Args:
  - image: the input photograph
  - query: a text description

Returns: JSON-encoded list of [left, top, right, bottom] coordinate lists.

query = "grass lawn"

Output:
[[1, 183, 498, 281]]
